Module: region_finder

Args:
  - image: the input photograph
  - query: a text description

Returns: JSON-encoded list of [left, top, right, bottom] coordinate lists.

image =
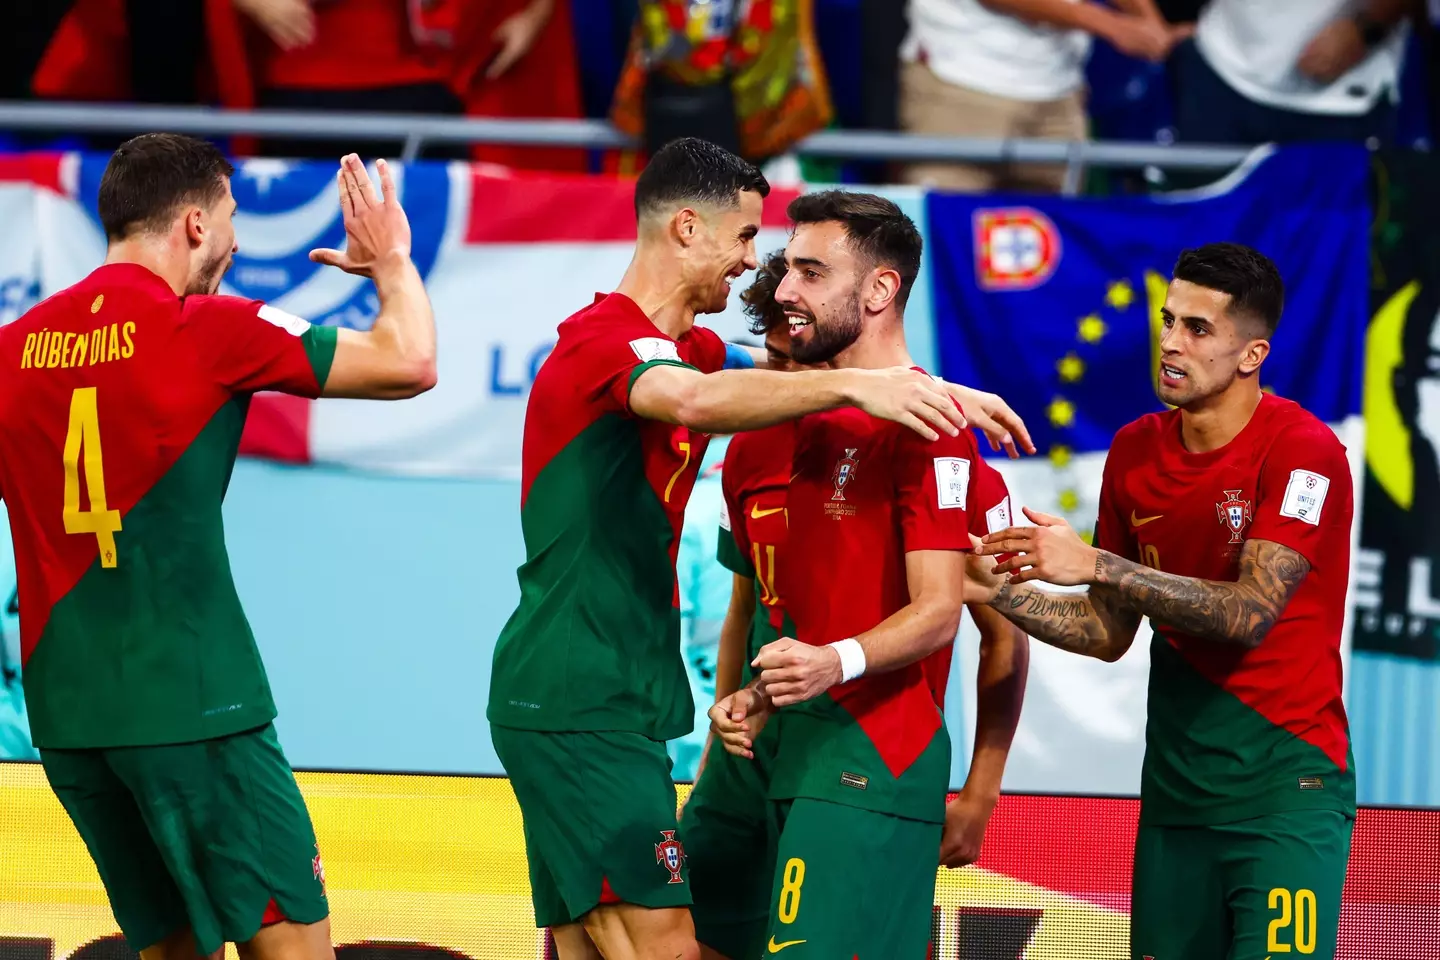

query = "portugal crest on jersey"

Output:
[[1216, 489, 1253, 544], [655, 830, 686, 884], [831, 448, 860, 501]]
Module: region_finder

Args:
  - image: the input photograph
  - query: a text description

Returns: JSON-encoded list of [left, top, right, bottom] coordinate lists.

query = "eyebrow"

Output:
[[1161, 307, 1213, 327], [738, 223, 759, 240], [788, 256, 829, 271]]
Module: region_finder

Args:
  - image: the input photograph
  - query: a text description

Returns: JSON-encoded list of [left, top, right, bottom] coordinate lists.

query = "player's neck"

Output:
[[615, 256, 695, 340], [104, 241, 188, 298], [830, 316, 912, 371], [1178, 385, 1264, 454]]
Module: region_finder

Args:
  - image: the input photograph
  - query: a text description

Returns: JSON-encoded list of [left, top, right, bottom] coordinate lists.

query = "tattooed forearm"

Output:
[[988, 581, 1137, 661], [1092, 539, 1310, 648]]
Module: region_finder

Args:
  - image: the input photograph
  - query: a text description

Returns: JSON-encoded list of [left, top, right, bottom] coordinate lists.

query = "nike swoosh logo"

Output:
[[1130, 511, 1163, 527], [767, 938, 806, 954], [751, 504, 786, 520]]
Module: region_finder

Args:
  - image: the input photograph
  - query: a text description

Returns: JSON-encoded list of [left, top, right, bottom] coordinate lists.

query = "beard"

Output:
[[186, 247, 231, 296], [791, 291, 863, 365]]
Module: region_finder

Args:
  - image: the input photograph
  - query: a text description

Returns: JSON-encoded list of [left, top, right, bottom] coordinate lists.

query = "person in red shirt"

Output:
[[683, 249, 1028, 960], [0, 134, 435, 960], [706, 191, 986, 959], [969, 243, 1356, 960]]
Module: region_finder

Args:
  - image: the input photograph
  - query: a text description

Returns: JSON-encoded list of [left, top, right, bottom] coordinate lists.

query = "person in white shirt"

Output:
[[1174, 0, 1412, 145], [900, 0, 1192, 192]]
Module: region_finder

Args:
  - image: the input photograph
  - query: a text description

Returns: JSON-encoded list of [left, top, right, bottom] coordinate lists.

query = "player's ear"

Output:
[[671, 206, 701, 249], [1238, 337, 1270, 375], [866, 266, 900, 314], [183, 206, 206, 250]]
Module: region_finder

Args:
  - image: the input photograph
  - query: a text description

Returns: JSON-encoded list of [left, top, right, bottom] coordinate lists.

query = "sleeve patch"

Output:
[[257, 303, 311, 337], [933, 457, 971, 510], [719, 496, 731, 531], [630, 337, 681, 363], [1279, 469, 1330, 526], [985, 495, 1012, 534]]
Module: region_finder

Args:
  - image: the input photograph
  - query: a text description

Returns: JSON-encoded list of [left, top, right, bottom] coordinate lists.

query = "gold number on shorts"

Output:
[[62, 387, 122, 568], [777, 857, 805, 924], [1141, 543, 1161, 570], [663, 440, 692, 503], [1267, 888, 1318, 955]]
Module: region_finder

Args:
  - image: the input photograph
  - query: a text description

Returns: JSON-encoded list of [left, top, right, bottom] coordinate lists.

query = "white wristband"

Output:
[[829, 638, 867, 683]]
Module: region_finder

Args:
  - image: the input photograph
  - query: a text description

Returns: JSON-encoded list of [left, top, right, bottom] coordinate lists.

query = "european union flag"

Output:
[[927, 145, 1370, 461]]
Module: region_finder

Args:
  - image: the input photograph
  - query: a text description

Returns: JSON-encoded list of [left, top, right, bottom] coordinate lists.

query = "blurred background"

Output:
[[0, 2, 1439, 958]]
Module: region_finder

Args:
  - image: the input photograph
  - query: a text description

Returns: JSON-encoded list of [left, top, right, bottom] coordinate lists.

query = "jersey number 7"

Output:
[[62, 387, 122, 569]]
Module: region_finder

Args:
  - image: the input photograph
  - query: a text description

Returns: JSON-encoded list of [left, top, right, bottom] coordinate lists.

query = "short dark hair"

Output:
[[742, 249, 789, 336], [633, 137, 769, 220], [98, 133, 235, 241], [1173, 242, 1285, 336], [786, 190, 923, 312]]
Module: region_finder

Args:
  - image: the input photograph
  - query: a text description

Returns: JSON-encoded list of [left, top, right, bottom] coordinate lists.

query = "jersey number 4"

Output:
[[62, 387, 122, 568]]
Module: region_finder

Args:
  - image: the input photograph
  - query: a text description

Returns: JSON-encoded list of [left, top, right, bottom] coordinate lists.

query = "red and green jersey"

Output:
[[1097, 394, 1356, 826], [772, 395, 979, 825], [0, 263, 336, 749], [487, 293, 727, 740], [716, 421, 796, 681]]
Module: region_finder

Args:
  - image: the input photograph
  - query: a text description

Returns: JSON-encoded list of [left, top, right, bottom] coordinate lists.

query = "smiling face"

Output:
[[774, 220, 867, 365], [682, 189, 763, 316], [1156, 278, 1271, 408]]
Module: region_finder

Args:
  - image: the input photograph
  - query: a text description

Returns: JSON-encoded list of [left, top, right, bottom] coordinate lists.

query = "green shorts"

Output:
[[40, 723, 327, 955], [761, 798, 941, 960], [1131, 809, 1354, 960], [491, 725, 691, 928], [678, 731, 778, 960]]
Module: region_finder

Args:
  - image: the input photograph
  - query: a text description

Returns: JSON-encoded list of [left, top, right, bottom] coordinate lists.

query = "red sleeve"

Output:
[[967, 460, 1013, 537], [1095, 440, 1138, 562], [180, 296, 336, 397], [1246, 423, 1351, 566], [716, 440, 755, 575], [894, 429, 979, 553], [688, 325, 728, 375], [577, 325, 695, 414]]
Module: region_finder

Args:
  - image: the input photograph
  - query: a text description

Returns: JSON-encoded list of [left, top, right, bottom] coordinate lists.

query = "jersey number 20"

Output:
[[62, 387, 122, 568]]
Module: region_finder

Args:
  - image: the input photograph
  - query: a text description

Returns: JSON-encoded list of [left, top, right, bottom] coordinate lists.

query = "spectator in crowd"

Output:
[[899, 0, 1192, 193], [1172, 0, 1413, 146]]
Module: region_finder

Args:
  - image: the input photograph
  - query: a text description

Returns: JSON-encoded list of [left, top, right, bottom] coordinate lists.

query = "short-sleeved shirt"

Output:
[[0, 263, 337, 749], [1096, 394, 1356, 826], [716, 422, 796, 680], [487, 293, 727, 740], [771, 398, 979, 824]]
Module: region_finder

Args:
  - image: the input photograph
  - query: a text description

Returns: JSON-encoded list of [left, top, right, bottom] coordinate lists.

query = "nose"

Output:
[[742, 239, 758, 271], [775, 269, 799, 305], [1159, 322, 1182, 355]]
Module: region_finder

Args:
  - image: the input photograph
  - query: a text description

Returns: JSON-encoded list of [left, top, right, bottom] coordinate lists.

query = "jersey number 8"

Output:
[[62, 387, 122, 568]]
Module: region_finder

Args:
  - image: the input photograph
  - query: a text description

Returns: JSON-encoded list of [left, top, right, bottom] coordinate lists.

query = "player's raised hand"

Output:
[[708, 686, 771, 759], [310, 155, 412, 277], [846, 367, 967, 441], [753, 637, 845, 707], [979, 507, 1099, 586], [935, 381, 1035, 459], [963, 533, 1005, 605]]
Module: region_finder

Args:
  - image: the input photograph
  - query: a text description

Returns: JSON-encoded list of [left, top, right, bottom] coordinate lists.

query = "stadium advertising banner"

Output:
[[2, 763, 1436, 960]]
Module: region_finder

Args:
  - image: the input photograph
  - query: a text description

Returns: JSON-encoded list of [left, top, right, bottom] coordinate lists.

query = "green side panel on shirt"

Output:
[[24, 398, 275, 749], [301, 324, 338, 391], [716, 525, 751, 576], [767, 693, 950, 824], [626, 357, 697, 397], [1141, 636, 1356, 826], [488, 414, 692, 740]]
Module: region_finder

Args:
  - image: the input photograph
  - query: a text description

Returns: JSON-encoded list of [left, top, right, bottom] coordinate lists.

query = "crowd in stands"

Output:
[[0, 0, 1436, 188]]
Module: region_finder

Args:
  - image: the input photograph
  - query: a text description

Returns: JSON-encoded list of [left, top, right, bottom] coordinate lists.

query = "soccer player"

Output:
[[0, 135, 435, 960], [486, 141, 1030, 960], [706, 190, 985, 958], [685, 247, 1028, 960], [970, 243, 1356, 960]]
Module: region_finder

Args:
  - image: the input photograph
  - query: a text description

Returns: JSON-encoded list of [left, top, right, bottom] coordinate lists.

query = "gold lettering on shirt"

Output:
[[22, 319, 139, 370]]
